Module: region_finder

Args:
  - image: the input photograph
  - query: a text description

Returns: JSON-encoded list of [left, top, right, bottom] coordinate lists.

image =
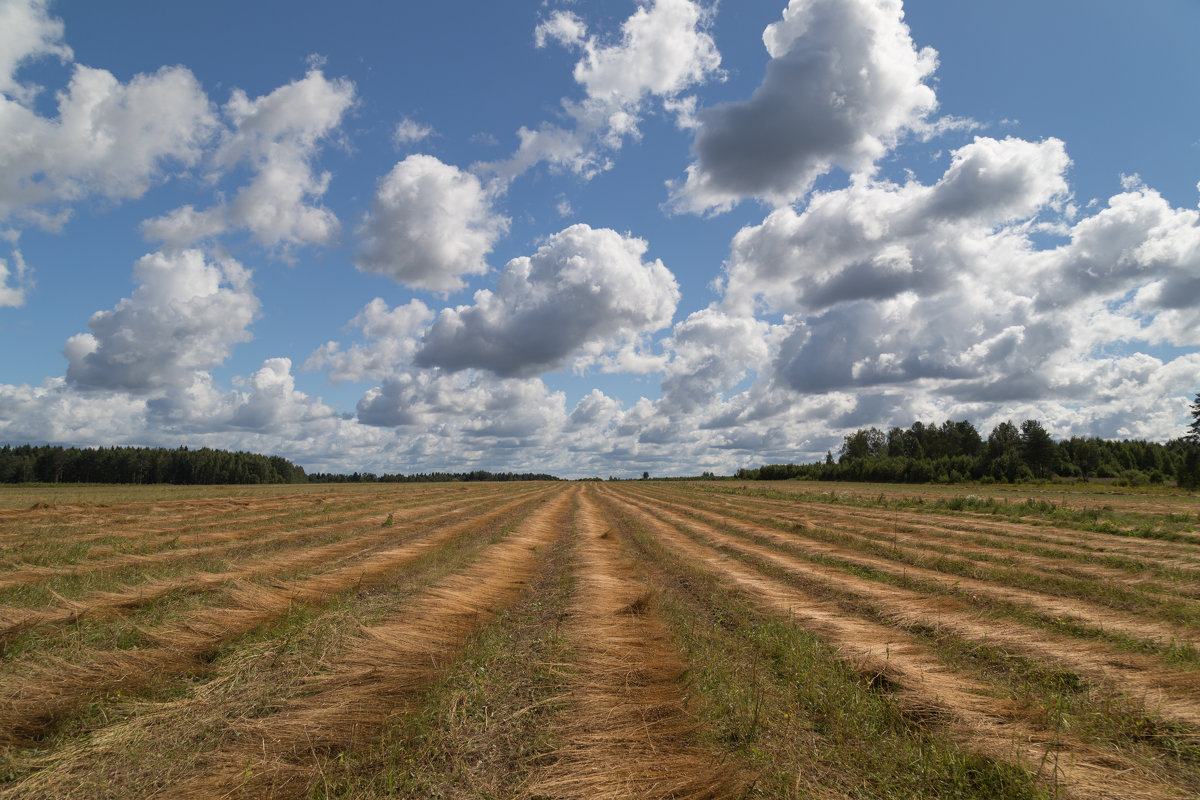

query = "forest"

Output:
[[0, 445, 308, 485], [738, 419, 1200, 488]]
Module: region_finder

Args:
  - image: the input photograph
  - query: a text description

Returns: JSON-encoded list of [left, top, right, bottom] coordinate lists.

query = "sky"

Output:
[[1, 0, 1199, 478]]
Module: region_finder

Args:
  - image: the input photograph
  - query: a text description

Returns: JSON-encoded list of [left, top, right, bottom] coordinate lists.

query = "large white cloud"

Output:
[[1, 62, 216, 224], [355, 155, 509, 293], [1, 0, 215, 223], [415, 224, 680, 377], [143, 70, 355, 250], [64, 250, 259, 392], [709, 133, 1199, 440], [721, 136, 1070, 315], [669, 0, 939, 214], [487, 0, 722, 181], [660, 307, 770, 413]]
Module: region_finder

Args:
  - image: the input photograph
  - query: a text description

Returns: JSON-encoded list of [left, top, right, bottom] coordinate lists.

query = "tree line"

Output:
[[737, 415, 1200, 489], [0, 445, 308, 485], [306, 470, 560, 483], [0, 446, 568, 486]]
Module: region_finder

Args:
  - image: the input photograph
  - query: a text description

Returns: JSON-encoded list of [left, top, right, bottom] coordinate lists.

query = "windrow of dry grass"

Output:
[[0, 485, 555, 745], [620, 485, 1200, 652], [2, 479, 1198, 798], [157, 486, 574, 799], [598, 486, 1197, 799], [530, 488, 744, 799], [0, 486, 536, 640]]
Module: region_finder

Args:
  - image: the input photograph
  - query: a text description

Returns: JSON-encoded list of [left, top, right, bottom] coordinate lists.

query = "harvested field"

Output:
[[1, 481, 1198, 799]]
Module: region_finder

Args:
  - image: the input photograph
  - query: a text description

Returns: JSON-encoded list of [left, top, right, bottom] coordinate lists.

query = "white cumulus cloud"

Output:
[[356, 154, 509, 293], [64, 249, 259, 392], [487, 0, 722, 181], [415, 224, 680, 377], [143, 69, 355, 250], [670, 0, 939, 214]]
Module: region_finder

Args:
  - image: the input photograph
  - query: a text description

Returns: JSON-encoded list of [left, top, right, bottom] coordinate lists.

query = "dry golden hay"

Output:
[[160, 487, 573, 799], [0, 488, 558, 745], [611, 485, 1200, 731], [529, 488, 745, 800], [0, 484, 537, 596], [598, 485, 1190, 800]]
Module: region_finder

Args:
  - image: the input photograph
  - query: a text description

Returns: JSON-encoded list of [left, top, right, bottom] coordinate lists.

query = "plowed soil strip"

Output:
[[531, 489, 743, 800], [598, 488, 1189, 800], [613, 488, 1200, 732], [0, 489, 530, 640], [620, 487, 1200, 650], [159, 487, 573, 800], [0, 487, 559, 745], [644, 486, 1200, 598]]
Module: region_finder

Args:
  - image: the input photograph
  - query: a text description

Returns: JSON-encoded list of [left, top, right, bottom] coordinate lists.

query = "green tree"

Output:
[[1020, 419, 1056, 479], [1188, 391, 1200, 444]]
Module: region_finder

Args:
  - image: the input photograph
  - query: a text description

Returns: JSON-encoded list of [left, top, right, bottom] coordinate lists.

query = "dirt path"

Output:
[[598, 487, 1192, 800], [531, 487, 743, 799]]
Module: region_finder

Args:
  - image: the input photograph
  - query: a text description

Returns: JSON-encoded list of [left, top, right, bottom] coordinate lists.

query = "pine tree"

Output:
[[1189, 391, 1200, 444]]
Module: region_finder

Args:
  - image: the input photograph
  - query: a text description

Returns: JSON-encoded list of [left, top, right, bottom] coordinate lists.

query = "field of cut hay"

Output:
[[1, 480, 1198, 799]]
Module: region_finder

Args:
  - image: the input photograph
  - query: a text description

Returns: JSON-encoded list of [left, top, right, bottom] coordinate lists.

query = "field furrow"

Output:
[[3, 480, 1198, 798], [611, 487, 1200, 732], [0, 486, 537, 592], [700, 485, 1200, 568]]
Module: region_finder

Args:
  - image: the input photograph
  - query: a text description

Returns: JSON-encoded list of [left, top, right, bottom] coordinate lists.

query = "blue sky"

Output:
[[1, 0, 1198, 477]]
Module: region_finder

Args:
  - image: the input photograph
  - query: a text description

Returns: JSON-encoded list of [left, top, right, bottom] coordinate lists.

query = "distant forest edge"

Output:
[[738, 420, 1200, 489], [0, 445, 560, 485], [3, 415, 1200, 488]]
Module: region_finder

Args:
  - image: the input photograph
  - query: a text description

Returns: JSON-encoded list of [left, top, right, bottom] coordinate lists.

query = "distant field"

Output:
[[1, 481, 1198, 798]]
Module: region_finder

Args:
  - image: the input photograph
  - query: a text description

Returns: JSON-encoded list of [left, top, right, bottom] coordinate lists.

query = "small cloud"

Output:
[[471, 131, 500, 147], [393, 116, 435, 146], [556, 196, 573, 217]]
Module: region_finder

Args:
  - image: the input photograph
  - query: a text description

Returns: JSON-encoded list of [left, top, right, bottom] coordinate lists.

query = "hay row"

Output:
[[158, 486, 574, 799], [0, 486, 526, 596], [530, 487, 743, 799], [679, 483, 1200, 568], [0, 487, 558, 745], [0, 487, 539, 643], [637, 485, 1200, 596], [609, 487, 1200, 731], [598, 487, 1189, 800], [618, 486, 1200, 650]]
